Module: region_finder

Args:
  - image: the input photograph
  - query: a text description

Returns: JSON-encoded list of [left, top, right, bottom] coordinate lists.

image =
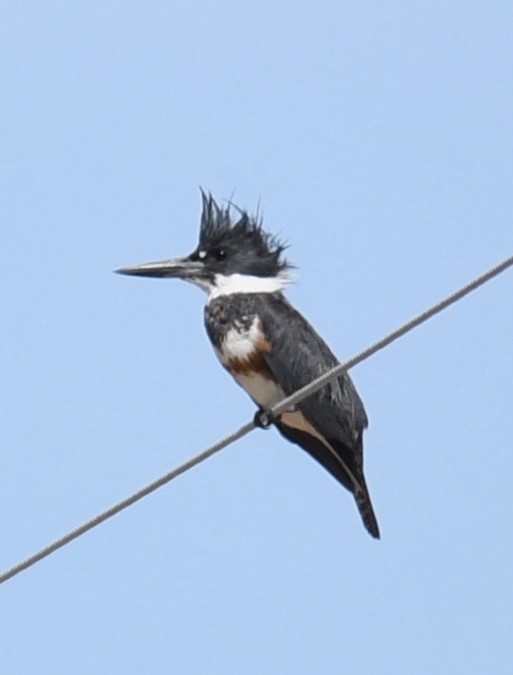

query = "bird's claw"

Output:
[[254, 407, 274, 429]]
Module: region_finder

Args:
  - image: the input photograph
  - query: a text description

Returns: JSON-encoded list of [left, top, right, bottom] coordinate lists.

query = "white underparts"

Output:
[[235, 372, 285, 408], [208, 272, 291, 299], [214, 315, 359, 489], [217, 320, 328, 442], [215, 317, 287, 408]]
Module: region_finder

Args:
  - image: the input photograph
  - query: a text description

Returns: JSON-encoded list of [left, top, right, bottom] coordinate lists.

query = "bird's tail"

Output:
[[353, 480, 380, 539]]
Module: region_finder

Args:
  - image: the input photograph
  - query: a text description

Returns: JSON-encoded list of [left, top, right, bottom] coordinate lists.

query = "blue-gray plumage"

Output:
[[116, 191, 380, 538]]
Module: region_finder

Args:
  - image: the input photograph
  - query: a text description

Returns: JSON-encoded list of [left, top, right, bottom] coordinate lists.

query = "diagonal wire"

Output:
[[1, 253, 512, 586], [267, 253, 513, 418], [0, 421, 256, 585]]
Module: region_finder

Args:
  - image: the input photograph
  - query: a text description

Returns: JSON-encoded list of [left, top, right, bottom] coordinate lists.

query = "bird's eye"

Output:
[[214, 249, 226, 261]]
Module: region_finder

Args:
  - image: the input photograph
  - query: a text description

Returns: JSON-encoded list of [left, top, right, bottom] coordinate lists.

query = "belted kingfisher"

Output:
[[117, 192, 380, 538]]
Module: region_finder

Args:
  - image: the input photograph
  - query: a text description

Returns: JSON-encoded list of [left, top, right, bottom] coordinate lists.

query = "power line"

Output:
[[1, 253, 512, 586], [0, 421, 256, 586], [267, 252, 513, 419]]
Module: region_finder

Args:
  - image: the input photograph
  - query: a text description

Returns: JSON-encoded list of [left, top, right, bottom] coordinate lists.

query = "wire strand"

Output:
[[0, 421, 255, 585], [268, 253, 513, 417], [1, 253, 512, 586]]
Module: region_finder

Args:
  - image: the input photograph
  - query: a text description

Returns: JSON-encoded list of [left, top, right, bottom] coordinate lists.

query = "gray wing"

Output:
[[254, 292, 368, 459], [253, 292, 380, 538]]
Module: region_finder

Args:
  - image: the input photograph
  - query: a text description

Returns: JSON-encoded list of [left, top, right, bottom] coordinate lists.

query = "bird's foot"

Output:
[[253, 407, 274, 430]]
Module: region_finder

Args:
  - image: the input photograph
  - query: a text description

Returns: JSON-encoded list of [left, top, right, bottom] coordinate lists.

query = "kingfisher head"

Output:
[[116, 191, 292, 297]]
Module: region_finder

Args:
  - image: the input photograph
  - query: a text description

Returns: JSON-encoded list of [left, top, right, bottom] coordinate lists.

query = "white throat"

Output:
[[208, 272, 291, 300]]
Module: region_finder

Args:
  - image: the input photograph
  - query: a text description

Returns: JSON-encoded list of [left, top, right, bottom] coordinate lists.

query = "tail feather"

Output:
[[354, 482, 380, 539], [274, 420, 380, 538]]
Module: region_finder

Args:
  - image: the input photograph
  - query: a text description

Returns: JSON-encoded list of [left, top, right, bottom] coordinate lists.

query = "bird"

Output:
[[116, 191, 380, 538]]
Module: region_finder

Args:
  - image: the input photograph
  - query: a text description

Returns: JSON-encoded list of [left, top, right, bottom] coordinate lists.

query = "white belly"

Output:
[[233, 371, 286, 408]]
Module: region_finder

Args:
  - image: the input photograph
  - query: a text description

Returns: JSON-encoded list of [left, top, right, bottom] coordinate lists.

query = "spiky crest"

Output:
[[198, 190, 291, 274]]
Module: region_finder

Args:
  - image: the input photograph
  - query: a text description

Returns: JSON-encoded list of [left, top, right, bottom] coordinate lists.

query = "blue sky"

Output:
[[2, 2, 513, 673]]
